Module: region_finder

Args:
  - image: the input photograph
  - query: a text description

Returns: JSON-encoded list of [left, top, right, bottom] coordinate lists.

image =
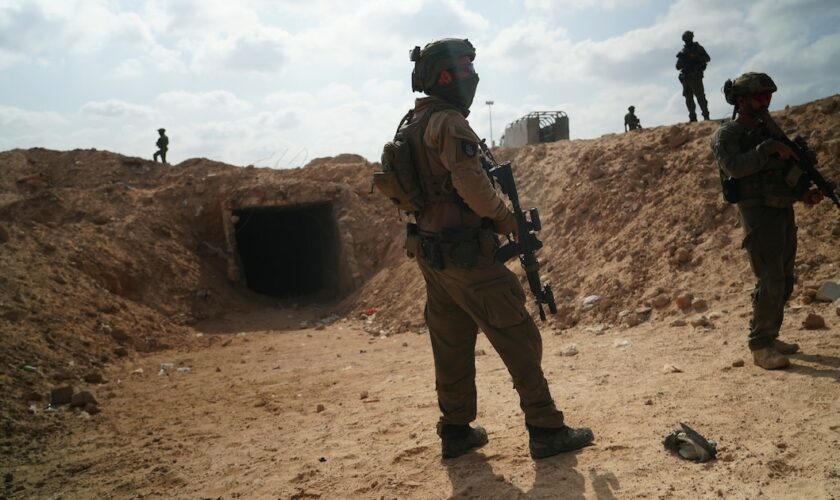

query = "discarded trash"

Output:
[[176, 367, 192, 373], [614, 339, 631, 348], [160, 363, 175, 371], [365, 307, 378, 317], [663, 422, 717, 462], [582, 295, 601, 311], [22, 365, 37, 372], [662, 364, 683, 374]]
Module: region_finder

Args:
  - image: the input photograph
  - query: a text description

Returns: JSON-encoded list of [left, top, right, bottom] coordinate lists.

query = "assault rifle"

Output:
[[479, 140, 557, 321], [758, 115, 840, 211]]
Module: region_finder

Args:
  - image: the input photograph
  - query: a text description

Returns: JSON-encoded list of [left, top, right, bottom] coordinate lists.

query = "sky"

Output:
[[1, 0, 838, 167]]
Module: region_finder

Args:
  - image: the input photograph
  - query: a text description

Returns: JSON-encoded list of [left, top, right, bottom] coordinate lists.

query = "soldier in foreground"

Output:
[[381, 38, 593, 459], [624, 106, 642, 132], [676, 31, 711, 122], [710, 72, 825, 370], [153, 128, 169, 164]]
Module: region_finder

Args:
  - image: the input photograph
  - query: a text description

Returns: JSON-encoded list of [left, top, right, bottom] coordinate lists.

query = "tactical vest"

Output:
[[373, 103, 462, 214], [721, 125, 806, 207]]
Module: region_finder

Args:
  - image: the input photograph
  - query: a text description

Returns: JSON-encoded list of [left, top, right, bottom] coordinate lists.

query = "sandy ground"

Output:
[[6, 297, 839, 499]]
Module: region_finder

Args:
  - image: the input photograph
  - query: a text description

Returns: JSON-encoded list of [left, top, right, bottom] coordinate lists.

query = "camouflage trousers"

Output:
[[739, 205, 797, 350], [681, 72, 709, 120], [416, 256, 565, 429]]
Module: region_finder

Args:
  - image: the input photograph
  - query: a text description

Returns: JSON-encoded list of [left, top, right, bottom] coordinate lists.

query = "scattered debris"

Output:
[[663, 423, 717, 462], [662, 364, 683, 374], [582, 295, 602, 311]]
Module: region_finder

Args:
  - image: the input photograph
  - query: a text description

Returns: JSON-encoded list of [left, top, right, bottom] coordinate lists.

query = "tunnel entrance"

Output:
[[232, 203, 341, 299]]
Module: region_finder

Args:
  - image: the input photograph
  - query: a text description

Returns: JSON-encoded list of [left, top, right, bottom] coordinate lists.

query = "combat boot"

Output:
[[752, 346, 790, 370], [702, 112, 710, 120], [437, 424, 488, 459], [772, 339, 799, 355], [527, 424, 594, 459]]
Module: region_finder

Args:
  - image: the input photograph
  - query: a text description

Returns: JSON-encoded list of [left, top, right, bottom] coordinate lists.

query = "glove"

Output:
[[803, 188, 824, 206], [767, 140, 799, 161], [493, 213, 518, 238]]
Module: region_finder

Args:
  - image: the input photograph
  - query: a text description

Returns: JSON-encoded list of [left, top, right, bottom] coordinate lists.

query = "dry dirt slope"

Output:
[[0, 95, 839, 499]]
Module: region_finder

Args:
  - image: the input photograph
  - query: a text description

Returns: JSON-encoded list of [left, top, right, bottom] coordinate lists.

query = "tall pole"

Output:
[[485, 100, 494, 147]]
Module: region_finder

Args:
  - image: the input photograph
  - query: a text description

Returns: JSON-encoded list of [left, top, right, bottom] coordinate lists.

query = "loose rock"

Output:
[[83, 371, 103, 384], [815, 281, 840, 302], [50, 386, 74, 406], [560, 344, 579, 357], [316, 404, 325, 413], [662, 364, 683, 374], [675, 294, 693, 310], [732, 359, 745, 368], [802, 313, 826, 329], [70, 391, 97, 408], [651, 294, 670, 308]]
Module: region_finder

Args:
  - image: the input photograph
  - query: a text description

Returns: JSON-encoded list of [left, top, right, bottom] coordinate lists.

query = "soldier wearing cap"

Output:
[[624, 106, 642, 132], [402, 38, 593, 459], [710, 72, 824, 370], [676, 31, 711, 122], [153, 128, 169, 164]]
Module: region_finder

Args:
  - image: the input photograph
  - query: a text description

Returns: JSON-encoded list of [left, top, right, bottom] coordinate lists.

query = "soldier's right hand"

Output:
[[768, 140, 799, 161], [494, 214, 519, 242]]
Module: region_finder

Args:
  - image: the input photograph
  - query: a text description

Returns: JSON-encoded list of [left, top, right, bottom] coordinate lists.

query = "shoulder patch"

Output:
[[461, 140, 477, 158]]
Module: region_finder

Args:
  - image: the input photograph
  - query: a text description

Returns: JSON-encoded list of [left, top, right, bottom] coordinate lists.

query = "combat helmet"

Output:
[[410, 38, 476, 93], [158, 128, 166, 133], [628, 105, 635, 111], [723, 72, 777, 105], [682, 31, 694, 43]]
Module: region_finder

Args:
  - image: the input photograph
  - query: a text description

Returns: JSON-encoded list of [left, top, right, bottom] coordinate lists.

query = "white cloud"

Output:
[[156, 90, 253, 113], [80, 99, 155, 119], [0, 105, 67, 130], [111, 58, 144, 79]]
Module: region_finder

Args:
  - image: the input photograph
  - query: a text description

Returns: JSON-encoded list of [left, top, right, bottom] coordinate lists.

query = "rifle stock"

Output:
[[478, 141, 557, 321]]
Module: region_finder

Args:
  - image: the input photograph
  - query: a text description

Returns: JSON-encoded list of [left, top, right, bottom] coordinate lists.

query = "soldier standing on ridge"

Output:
[[624, 105, 642, 131], [710, 72, 824, 370], [397, 38, 594, 460], [153, 128, 169, 164], [676, 31, 711, 122]]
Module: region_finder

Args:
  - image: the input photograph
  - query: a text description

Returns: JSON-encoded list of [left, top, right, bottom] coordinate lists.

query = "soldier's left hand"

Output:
[[803, 188, 824, 206]]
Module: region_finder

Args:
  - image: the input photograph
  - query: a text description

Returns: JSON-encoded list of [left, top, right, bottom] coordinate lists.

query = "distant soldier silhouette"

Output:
[[153, 128, 169, 164], [624, 106, 642, 132], [676, 31, 711, 122]]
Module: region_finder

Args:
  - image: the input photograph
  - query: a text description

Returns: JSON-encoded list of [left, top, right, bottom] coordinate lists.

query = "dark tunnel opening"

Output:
[[233, 203, 341, 299]]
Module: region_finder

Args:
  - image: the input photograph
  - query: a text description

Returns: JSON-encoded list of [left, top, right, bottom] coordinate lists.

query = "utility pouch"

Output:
[[720, 170, 740, 204], [722, 177, 740, 203], [448, 239, 480, 269], [784, 164, 803, 188], [374, 131, 424, 213], [421, 238, 445, 270], [404, 223, 422, 259]]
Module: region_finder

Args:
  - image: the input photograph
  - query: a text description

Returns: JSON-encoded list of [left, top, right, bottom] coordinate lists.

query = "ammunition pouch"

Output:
[[734, 166, 807, 207], [721, 175, 740, 204], [404, 223, 497, 270]]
